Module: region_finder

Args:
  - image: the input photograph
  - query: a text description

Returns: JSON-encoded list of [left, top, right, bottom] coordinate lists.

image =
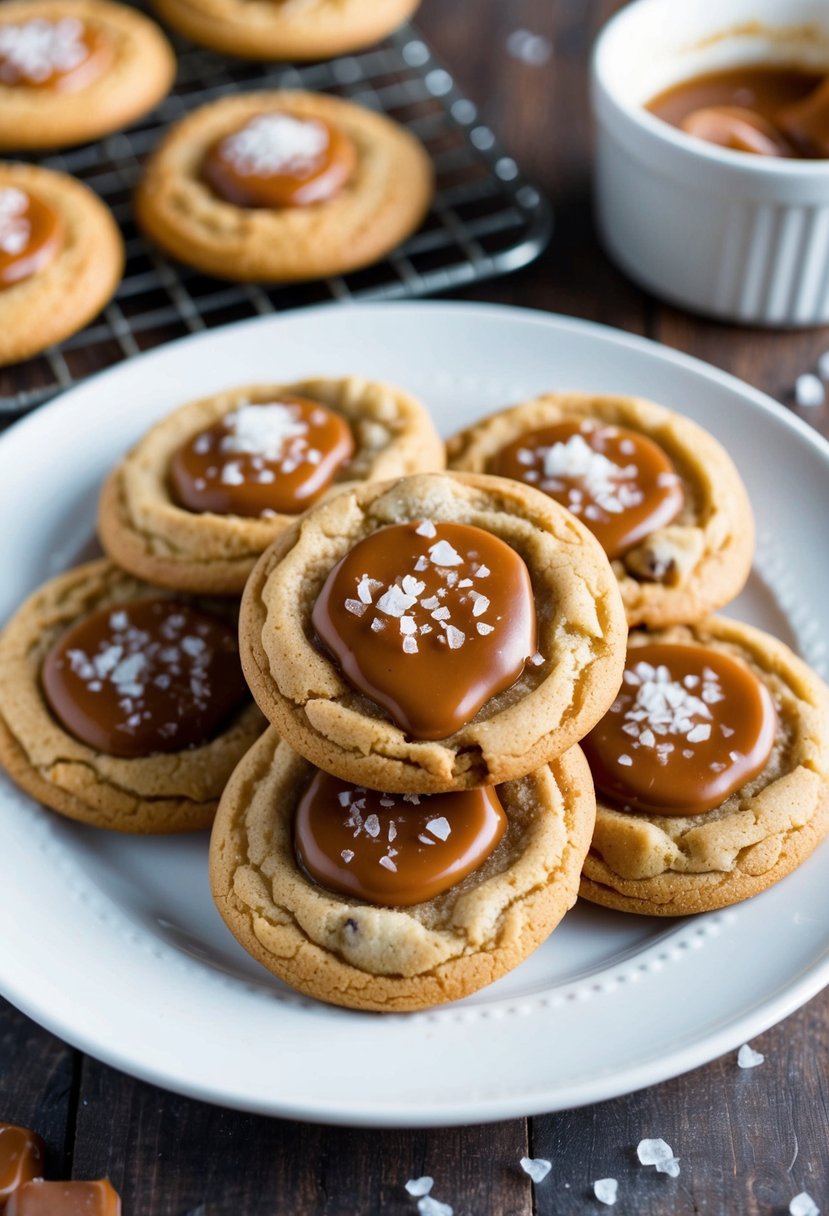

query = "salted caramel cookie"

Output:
[[210, 728, 596, 1011], [135, 90, 433, 282], [447, 392, 754, 628], [98, 376, 445, 595], [151, 0, 420, 61], [240, 471, 627, 793], [0, 559, 264, 833], [579, 618, 829, 915], [0, 0, 175, 151], [0, 162, 123, 367]]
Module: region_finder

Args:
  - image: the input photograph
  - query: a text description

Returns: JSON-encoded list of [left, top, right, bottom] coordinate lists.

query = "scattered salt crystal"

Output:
[[400, 617, 417, 635], [594, 1178, 618, 1206], [737, 1043, 765, 1069], [364, 814, 380, 838], [790, 1192, 820, 1216], [402, 575, 426, 598], [637, 1138, 676, 1169], [341, 849, 354, 864], [687, 723, 711, 744], [371, 619, 385, 633], [414, 556, 430, 572], [337, 790, 351, 807], [426, 817, 451, 841], [475, 564, 490, 578], [445, 625, 465, 650], [379, 855, 397, 872], [429, 539, 463, 566], [377, 585, 417, 617], [519, 1157, 552, 1183], [618, 754, 633, 767], [469, 591, 489, 617], [658, 1158, 681, 1178], [477, 622, 494, 636], [345, 598, 367, 617], [818, 350, 829, 382], [416, 520, 437, 538], [417, 1198, 453, 1216], [795, 373, 825, 408], [405, 1177, 433, 1198], [357, 575, 382, 604], [530, 652, 544, 666], [402, 635, 419, 655]]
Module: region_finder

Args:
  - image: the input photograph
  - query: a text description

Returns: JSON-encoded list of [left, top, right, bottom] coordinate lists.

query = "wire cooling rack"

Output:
[[1, 19, 552, 416]]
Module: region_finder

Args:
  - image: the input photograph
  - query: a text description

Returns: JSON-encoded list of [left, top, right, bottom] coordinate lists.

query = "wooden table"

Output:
[[2, 1, 828, 1212]]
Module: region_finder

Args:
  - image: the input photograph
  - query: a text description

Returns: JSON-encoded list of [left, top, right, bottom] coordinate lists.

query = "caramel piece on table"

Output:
[[5, 1179, 120, 1216], [0, 1124, 44, 1210]]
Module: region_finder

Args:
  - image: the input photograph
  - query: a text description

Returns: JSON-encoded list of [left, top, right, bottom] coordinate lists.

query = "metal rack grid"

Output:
[[1, 19, 552, 416]]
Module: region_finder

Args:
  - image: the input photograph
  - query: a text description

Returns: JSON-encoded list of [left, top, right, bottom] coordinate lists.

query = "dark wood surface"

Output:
[[2, 1, 828, 1213]]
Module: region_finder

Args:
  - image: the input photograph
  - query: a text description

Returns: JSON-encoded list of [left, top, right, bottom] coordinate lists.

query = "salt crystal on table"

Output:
[[637, 1138, 680, 1176], [417, 1197, 453, 1216], [405, 1177, 433, 1197], [737, 1043, 764, 1069], [795, 373, 825, 408], [519, 1156, 552, 1183], [790, 1193, 820, 1216], [594, 1178, 618, 1206]]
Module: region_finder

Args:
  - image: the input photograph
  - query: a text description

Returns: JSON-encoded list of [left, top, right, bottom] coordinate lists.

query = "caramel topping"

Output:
[[169, 396, 354, 519], [41, 599, 249, 758], [490, 420, 683, 560], [295, 770, 507, 906], [0, 187, 63, 290], [648, 64, 828, 159], [313, 521, 538, 740], [0, 1124, 45, 1208], [583, 642, 777, 817], [202, 111, 357, 208], [6, 1179, 120, 1216], [0, 18, 112, 93]]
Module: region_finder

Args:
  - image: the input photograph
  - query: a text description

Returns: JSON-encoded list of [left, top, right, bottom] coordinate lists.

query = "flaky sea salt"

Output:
[[222, 113, 328, 176], [415, 520, 437, 538], [593, 1178, 618, 1205], [426, 817, 451, 841], [637, 1138, 680, 1176], [405, 1177, 433, 1198], [417, 1197, 453, 1216], [737, 1043, 764, 1069], [795, 373, 825, 408], [519, 1157, 552, 1183], [429, 539, 463, 566], [789, 1193, 820, 1216]]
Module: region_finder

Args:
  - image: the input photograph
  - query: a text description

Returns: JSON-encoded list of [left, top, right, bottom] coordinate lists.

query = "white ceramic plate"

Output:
[[1, 302, 827, 1127]]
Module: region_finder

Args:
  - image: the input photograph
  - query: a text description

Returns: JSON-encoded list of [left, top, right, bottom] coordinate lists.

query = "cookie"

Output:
[[0, 0, 175, 151], [135, 90, 434, 282], [0, 162, 123, 367], [240, 471, 627, 793], [98, 376, 445, 595], [209, 728, 596, 1011], [0, 559, 264, 833], [447, 392, 755, 628], [151, 0, 420, 60], [579, 618, 829, 916]]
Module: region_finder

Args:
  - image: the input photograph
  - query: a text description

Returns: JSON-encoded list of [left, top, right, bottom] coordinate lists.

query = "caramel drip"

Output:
[[41, 599, 249, 758], [295, 771, 507, 906], [169, 395, 354, 518], [0, 187, 63, 290], [583, 642, 777, 816], [490, 419, 683, 560], [202, 111, 356, 208], [312, 521, 538, 740]]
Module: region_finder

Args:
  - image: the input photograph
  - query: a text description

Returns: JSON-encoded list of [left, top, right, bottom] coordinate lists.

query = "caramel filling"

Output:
[[0, 18, 112, 93], [583, 642, 777, 816], [648, 64, 829, 159], [0, 1124, 45, 1208], [41, 599, 249, 758], [6, 1179, 120, 1216], [295, 771, 507, 906], [0, 186, 63, 290], [312, 521, 538, 740], [169, 396, 355, 518], [490, 420, 683, 560], [202, 111, 357, 208]]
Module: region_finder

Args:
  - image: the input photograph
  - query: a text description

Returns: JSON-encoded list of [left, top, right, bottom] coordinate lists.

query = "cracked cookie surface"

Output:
[[240, 471, 627, 793], [0, 559, 264, 832], [98, 376, 444, 595], [447, 392, 755, 628], [135, 90, 433, 282], [580, 618, 829, 915], [209, 728, 596, 1011]]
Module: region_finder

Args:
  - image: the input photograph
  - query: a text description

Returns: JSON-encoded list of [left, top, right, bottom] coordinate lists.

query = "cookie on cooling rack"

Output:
[[579, 618, 829, 916], [0, 0, 175, 151], [447, 392, 754, 628], [135, 90, 433, 282], [0, 560, 263, 833], [240, 470, 627, 793], [98, 376, 445, 595], [151, 0, 421, 60], [0, 162, 123, 367], [210, 729, 596, 1011]]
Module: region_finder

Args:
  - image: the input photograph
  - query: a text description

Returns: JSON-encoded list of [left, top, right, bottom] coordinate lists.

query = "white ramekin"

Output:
[[592, 0, 829, 327]]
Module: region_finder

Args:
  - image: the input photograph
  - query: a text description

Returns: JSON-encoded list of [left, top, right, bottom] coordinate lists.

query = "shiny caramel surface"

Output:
[[202, 111, 356, 208], [312, 521, 537, 740], [6, 1179, 121, 1216], [0, 186, 63, 290], [490, 419, 683, 560], [295, 771, 507, 906], [41, 599, 248, 758], [583, 642, 777, 816], [0, 1124, 44, 1208], [169, 396, 355, 518]]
